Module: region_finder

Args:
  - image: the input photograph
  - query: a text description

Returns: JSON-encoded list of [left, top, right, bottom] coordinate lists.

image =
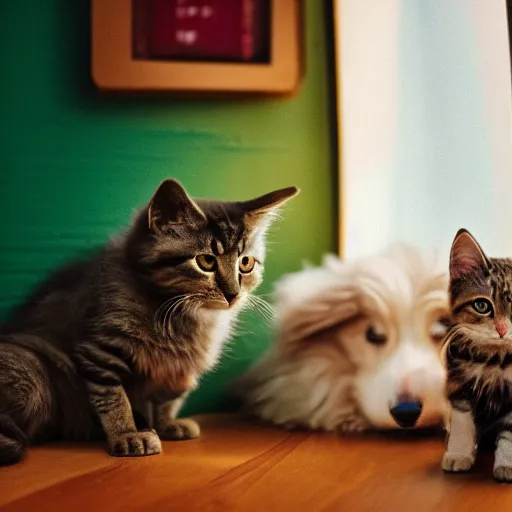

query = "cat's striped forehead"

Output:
[[200, 201, 247, 254], [489, 258, 512, 281], [210, 234, 246, 256], [488, 258, 512, 302], [451, 257, 512, 307]]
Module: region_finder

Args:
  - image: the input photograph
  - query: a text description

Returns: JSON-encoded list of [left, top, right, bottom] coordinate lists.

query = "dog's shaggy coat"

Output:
[[237, 246, 450, 432]]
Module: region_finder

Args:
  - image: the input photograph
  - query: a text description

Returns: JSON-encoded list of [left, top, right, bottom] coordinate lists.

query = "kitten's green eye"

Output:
[[239, 256, 256, 274], [472, 298, 493, 315], [196, 254, 217, 272]]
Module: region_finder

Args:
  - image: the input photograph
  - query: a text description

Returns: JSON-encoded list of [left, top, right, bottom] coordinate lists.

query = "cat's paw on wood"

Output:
[[110, 430, 162, 457], [157, 418, 200, 441], [494, 465, 512, 483], [441, 452, 475, 472]]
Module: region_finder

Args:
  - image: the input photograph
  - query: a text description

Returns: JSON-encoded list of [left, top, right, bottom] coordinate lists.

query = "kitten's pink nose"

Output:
[[495, 318, 508, 338]]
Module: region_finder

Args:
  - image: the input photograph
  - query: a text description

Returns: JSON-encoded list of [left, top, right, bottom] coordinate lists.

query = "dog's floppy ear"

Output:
[[277, 286, 360, 348]]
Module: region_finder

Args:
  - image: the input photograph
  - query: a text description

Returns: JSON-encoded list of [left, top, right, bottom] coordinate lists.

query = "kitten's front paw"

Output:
[[442, 452, 475, 472], [494, 465, 512, 482], [336, 414, 370, 434], [109, 430, 162, 457], [157, 418, 200, 441]]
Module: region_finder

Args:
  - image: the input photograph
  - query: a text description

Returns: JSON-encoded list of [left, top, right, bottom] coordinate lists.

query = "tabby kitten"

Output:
[[442, 229, 512, 482], [0, 179, 298, 466]]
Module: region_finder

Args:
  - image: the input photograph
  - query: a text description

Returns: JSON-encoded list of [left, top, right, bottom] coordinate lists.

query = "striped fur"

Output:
[[442, 229, 512, 482], [0, 179, 298, 465]]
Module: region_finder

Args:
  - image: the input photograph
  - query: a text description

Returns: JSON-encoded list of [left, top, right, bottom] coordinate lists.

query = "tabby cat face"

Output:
[[133, 179, 298, 310], [449, 229, 512, 339]]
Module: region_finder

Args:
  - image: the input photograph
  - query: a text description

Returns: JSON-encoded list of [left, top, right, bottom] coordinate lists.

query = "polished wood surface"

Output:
[[0, 414, 510, 512]]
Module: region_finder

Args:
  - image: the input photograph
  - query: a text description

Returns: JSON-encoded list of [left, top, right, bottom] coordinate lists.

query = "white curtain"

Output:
[[335, 0, 512, 260]]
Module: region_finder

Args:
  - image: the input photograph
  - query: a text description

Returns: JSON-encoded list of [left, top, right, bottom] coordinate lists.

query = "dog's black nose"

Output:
[[389, 400, 423, 428]]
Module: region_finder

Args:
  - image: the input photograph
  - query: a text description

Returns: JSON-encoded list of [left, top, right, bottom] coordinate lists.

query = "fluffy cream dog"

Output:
[[237, 246, 451, 432]]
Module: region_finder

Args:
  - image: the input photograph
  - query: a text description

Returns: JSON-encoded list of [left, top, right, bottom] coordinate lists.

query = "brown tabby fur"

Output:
[[0, 179, 298, 465], [442, 229, 512, 482]]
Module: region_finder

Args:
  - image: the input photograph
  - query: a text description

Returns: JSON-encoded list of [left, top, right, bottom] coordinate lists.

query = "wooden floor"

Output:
[[0, 414, 510, 512]]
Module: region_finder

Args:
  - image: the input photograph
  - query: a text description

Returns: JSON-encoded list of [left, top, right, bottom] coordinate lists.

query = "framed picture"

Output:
[[92, 0, 302, 96]]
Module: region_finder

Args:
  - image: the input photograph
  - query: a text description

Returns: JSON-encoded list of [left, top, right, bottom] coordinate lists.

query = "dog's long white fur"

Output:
[[237, 246, 450, 432]]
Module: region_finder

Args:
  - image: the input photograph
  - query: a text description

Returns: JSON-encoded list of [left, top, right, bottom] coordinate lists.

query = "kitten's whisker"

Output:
[[162, 295, 194, 336], [154, 298, 172, 324], [253, 292, 273, 299], [251, 307, 274, 324], [247, 296, 275, 325], [166, 296, 190, 322], [157, 301, 177, 333], [250, 295, 276, 321], [163, 293, 204, 337], [251, 294, 275, 308], [256, 301, 276, 319], [154, 294, 187, 325]]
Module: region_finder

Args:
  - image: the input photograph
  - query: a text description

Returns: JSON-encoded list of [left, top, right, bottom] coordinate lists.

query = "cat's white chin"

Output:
[[203, 298, 244, 311], [203, 299, 230, 310], [202, 293, 249, 312]]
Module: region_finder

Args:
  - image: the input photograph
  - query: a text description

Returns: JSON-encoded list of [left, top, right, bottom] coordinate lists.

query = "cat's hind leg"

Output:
[[0, 341, 52, 466]]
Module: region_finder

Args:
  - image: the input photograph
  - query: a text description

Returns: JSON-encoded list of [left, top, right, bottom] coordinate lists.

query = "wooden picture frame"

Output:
[[92, 0, 302, 96]]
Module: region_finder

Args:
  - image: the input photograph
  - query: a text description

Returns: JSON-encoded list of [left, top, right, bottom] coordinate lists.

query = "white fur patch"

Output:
[[203, 309, 236, 370], [237, 245, 450, 431]]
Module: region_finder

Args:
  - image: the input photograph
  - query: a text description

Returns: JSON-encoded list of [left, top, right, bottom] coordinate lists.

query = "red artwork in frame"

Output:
[[92, 0, 302, 96], [133, 0, 271, 63]]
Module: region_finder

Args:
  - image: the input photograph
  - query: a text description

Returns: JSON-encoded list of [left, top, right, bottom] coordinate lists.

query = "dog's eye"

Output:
[[366, 326, 387, 345], [430, 316, 451, 343], [471, 298, 493, 316]]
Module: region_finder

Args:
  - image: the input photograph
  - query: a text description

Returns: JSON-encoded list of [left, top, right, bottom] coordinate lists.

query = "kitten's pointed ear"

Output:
[[148, 179, 206, 231], [241, 186, 299, 228], [450, 229, 490, 280]]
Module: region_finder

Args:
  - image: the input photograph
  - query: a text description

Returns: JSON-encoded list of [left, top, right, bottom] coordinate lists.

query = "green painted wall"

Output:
[[0, 1, 336, 414]]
